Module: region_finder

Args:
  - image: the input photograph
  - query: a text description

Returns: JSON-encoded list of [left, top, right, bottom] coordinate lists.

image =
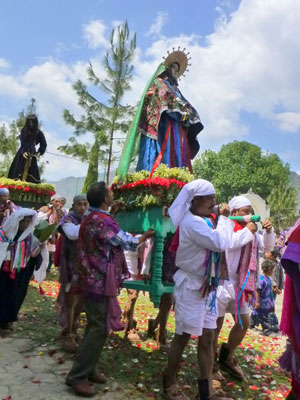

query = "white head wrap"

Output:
[[0, 188, 9, 195], [0, 208, 38, 267], [51, 194, 62, 201], [228, 196, 252, 212], [168, 179, 215, 227]]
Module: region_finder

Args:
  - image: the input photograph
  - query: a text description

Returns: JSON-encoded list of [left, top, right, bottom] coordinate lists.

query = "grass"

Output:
[[13, 271, 291, 399]]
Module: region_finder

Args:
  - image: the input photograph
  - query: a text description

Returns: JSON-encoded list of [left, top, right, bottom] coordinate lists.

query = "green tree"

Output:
[[0, 105, 46, 178], [267, 183, 298, 232], [59, 21, 136, 190], [193, 141, 291, 201]]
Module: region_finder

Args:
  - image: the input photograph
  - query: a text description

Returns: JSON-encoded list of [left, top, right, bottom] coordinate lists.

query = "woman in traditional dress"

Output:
[[279, 222, 300, 399], [8, 114, 47, 183], [0, 208, 38, 330]]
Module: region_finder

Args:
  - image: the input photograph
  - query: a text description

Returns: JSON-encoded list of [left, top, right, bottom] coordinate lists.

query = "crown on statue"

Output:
[[163, 47, 191, 78]]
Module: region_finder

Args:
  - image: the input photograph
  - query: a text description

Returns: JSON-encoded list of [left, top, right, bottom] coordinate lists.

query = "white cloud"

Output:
[[146, 11, 168, 37], [42, 130, 89, 181], [3, 1, 300, 179], [0, 58, 10, 69], [275, 112, 300, 133], [83, 20, 108, 49]]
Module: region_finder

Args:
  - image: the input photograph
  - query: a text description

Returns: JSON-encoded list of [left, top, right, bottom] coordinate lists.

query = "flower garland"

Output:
[[112, 165, 193, 211], [0, 177, 56, 197]]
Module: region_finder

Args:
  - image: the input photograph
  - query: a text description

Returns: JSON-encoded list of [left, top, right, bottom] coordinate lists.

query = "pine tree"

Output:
[[267, 183, 298, 231], [59, 21, 136, 190]]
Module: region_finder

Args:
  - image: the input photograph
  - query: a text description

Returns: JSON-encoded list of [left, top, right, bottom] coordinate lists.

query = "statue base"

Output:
[[115, 206, 176, 307]]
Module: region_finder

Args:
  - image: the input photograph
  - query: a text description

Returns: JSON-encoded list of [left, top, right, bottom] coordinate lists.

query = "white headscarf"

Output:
[[0, 208, 38, 267], [228, 196, 252, 212], [168, 179, 215, 227]]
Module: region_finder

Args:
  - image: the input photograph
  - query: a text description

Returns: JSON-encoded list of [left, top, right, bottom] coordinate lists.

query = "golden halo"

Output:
[[163, 48, 191, 77]]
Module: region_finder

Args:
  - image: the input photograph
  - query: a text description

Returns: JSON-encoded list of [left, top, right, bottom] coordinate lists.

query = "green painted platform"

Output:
[[116, 206, 175, 307]]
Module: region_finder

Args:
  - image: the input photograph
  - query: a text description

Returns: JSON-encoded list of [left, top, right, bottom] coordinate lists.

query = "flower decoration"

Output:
[[112, 164, 193, 211]]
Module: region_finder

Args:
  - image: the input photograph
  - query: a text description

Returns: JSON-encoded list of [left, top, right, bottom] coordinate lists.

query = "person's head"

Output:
[[87, 181, 113, 209], [264, 249, 280, 262], [51, 195, 62, 209], [190, 194, 216, 218], [0, 188, 9, 204], [168, 179, 216, 227], [261, 259, 276, 276], [24, 114, 38, 133], [168, 62, 180, 83], [18, 216, 33, 233], [72, 194, 88, 217], [229, 196, 254, 223]]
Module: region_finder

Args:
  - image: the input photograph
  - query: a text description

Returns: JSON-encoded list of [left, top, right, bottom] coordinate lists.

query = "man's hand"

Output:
[[262, 219, 273, 233], [246, 222, 257, 234], [255, 302, 260, 310], [139, 228, 155, 243], [110, 200, 124, 215], [218, 203, 230, 217], [23, 152, 28, 159]]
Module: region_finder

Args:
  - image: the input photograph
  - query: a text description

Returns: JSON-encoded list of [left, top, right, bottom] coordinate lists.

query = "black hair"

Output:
[[261, 259, 276, 273], [159, 62, 180, 84], [87, 181, 108, 207], [22, 114, 39, 139]]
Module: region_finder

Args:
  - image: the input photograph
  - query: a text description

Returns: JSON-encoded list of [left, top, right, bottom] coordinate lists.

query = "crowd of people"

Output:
[[0, 50, 299, 399], [0, 179, 298, 399]]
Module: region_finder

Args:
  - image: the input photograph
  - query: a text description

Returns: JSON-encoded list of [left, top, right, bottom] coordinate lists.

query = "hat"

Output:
[[228, 196, 252, 212], [73, 194, 87, 204], [163, 47, 191, 77], [168, 179, 215, 227]]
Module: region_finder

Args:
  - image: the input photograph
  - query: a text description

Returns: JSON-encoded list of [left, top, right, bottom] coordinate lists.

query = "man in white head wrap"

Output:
[[214, 195, 275, 381], [0, 208, 38, 329], [164, 179, 234, 400]]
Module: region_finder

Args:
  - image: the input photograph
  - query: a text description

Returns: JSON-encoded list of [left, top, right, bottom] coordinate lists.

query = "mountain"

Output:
[[49, 171, 116, 207], [290, 171, 300, 211]]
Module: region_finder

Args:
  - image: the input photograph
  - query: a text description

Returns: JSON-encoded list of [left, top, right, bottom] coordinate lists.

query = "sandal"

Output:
[[163, 373, 188, 400], [125, 329, 141, 342]]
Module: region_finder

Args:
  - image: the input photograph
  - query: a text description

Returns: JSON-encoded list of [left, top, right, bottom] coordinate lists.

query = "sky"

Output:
[[1, 0, 300, 181]]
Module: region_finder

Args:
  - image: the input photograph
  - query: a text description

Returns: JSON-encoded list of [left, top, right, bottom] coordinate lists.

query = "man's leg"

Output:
[[198, 328, 215, 395], [227, 313, 249, 357], [154, 293, 173, 344], [122, 289, 139, 330], [164, 332, 190, 387], [66, 296, 108, 388], [219, 313, 249, 379], [213, 316, 224, 357]]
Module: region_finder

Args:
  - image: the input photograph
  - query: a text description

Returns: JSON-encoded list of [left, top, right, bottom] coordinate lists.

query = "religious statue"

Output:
[[8, 114, 47, 183], [116, 48, 203, 179]]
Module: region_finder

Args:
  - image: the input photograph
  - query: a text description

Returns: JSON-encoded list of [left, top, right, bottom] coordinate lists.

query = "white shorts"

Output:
[[174, 285, 217, 337], [217, 283, 249, 318]]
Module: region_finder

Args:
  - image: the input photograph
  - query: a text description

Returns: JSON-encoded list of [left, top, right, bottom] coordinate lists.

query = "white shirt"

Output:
[[226, 227, 276, 286], [174, 211, 233, 291], [62, 222, 80, 240]]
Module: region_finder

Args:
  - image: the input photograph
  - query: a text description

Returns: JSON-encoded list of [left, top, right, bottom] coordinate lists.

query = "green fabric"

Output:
[[33, 221, 58, 243], [116, 63, 166, 180]]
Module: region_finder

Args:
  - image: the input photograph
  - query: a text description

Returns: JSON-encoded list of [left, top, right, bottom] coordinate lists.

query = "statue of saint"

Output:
[[117, 48, 203, 179], [8, 114, 47, 183]]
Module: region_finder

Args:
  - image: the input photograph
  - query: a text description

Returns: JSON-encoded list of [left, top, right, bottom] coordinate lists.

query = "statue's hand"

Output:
[[23, 152, 28, 159]]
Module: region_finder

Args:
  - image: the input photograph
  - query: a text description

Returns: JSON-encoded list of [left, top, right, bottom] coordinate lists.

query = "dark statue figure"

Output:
[[8, 114, 47, 183]]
